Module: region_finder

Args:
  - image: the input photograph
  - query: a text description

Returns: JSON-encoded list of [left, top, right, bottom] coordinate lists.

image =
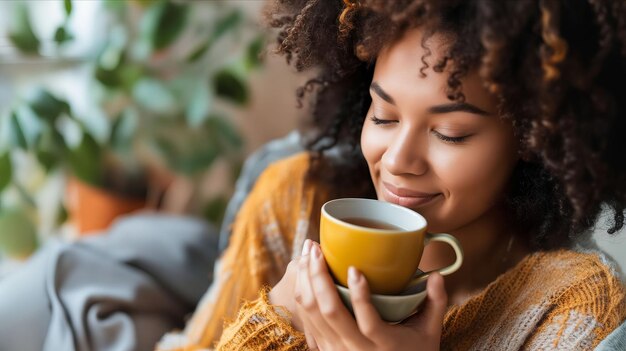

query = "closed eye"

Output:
[[370, 116, 398, 125], [432, 130, 472, 144]]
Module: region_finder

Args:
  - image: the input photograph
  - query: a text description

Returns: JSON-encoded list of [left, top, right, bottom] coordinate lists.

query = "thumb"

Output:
[[422, 272, 448, 335]]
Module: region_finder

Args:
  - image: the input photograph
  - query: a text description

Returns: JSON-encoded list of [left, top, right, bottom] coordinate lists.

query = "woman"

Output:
[[157, 0, 626, 350]]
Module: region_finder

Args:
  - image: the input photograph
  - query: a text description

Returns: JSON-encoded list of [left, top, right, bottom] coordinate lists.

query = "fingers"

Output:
[[422, 272, 448, 336], [296, 241, 320, 349], [296, 241, 374, 350], [296, 241, 341, 346], [347, 266, 387, 343], [269, 244, 308, 332], [308, 244, 371, 348], [299, 301, 322, 350]]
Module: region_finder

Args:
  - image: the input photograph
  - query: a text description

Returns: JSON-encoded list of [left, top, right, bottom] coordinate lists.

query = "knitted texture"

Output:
[[441, 250, 626, 350], [156, 153, 626, 351], [157, 153, 328, 351], [214, 289, 307, 350]]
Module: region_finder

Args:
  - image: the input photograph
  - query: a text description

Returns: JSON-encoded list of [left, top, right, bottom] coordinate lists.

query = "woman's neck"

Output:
[[419, 206, 530, 306]]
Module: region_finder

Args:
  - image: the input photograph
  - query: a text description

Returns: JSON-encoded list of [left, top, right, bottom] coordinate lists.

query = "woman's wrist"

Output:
[[269, 275, 304, 331]]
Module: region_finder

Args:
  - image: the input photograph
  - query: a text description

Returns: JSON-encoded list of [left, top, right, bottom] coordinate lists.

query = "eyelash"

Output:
[[369, 116, 471, 144], [431, 131, 469, 144], [370, 116, 396, 125]]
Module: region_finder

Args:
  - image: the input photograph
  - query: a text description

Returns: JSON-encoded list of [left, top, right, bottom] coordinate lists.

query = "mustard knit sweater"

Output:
[[157, 153, 626, 351]]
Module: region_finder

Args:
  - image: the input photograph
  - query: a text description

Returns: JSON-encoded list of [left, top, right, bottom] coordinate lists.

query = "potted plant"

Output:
[[0, 0, 264, 257]]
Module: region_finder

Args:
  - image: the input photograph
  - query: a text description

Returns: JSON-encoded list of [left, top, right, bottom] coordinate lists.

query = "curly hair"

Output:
[[265, 0, 626, 250]]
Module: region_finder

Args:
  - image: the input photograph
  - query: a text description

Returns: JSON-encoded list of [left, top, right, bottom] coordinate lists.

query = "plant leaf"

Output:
[[95, 65, 123, 88], [66, 133, 103, 186], [245, 35, 264, 71], [10, 112, 28, 149], [213, 10, 242, 41], [151, 1, 188, 50], [187, 10, 242, 63], [54, 26, 74, 45], [35, 126, 63, 173], [64, 0, 73, 16], [8, 3, 40, 54], [28, 89, 70, 122], [133, 0, 159, 8], [183, 144, 219, 175], [36, 149, 57, 173], [0, 208, 38, 258], [132, 78, 177, 114], [95, 47, 125, 88], [207, 115, 243, 151], [186, 82, 212, 127], [187, 42, 210, 63], [13, 181, 37, 208], [109, 109, 137, 152], [56, 203, 68, 226], [153, 134, 219, 175], [104, 0, 126, 11], [120, 65, 143, 92], [15, 105, 44, 148], [0, 152, 12, 193], [213, 70, 248, 105], [203, 196, 228, 225]]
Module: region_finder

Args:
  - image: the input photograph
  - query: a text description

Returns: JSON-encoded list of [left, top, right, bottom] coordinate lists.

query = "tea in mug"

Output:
[[340, 217, 404, 230]]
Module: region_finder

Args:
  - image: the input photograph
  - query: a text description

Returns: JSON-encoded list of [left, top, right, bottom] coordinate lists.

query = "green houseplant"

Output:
[[0, 0, 264, 258]]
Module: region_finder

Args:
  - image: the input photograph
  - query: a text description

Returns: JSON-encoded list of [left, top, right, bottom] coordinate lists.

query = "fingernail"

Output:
[[311, 244, 321, 260], [302, 239, 311, 256], [348, 266, 360, 285]]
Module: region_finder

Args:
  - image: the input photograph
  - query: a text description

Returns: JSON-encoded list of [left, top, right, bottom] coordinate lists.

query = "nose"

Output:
[[381, 128, 429, 176]]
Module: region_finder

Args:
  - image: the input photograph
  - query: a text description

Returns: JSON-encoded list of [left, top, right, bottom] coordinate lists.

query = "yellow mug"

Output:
[[320, 198, 463, 295]]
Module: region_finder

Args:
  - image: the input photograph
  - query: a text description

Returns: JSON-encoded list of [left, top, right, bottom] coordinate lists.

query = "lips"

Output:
[[381, 181, 441, 208]]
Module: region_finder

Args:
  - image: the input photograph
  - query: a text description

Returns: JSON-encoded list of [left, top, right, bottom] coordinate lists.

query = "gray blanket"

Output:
[[0, 132, 303, 351], [0, 213, 218, 351], [596, 321, 626, 351]]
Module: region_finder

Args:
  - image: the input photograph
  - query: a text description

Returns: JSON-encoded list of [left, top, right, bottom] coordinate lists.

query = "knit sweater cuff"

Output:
[[215, 288, 307, 351]]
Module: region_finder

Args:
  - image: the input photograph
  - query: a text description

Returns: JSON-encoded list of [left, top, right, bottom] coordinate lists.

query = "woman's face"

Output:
[[361, 28, 519, 233]]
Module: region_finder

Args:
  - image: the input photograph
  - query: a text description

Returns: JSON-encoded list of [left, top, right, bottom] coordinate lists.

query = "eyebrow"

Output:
[[370, 82, 395, 104], [369, 81, 490, 116], [428, 102, 489, 116]]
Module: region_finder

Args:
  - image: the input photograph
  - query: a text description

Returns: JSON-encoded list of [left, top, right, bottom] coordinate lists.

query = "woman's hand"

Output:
[[295, 240, 447, 351], [268, 247, 305, 332]]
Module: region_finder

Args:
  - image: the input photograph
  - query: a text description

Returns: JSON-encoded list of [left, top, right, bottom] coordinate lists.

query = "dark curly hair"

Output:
[[265, 0, 626, 250]]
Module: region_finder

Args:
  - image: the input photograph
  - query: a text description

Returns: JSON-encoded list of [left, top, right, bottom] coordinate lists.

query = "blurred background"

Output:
[[0, 0, 623, 278], [0, 0, 305, 273]]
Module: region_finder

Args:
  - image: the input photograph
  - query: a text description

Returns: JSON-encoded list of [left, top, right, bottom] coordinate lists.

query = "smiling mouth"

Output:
[[381, 182, 441, 208]]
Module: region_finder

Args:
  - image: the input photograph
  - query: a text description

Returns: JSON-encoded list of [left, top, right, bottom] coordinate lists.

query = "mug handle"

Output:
[[407, 233, 464, 288]]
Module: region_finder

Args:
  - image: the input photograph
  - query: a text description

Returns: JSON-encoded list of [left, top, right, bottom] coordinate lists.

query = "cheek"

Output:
[[360, 122, 386, 171], [432, 135, 517, 205]]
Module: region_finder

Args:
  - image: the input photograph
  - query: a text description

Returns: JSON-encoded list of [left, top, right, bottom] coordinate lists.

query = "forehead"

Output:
[[373, 27, 494, 109], [376, 28, 451, 72], [372, 29, 453, 102]]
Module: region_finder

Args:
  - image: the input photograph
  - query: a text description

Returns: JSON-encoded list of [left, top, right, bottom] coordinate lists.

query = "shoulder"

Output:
[[528, 249, 623, 291], [443, 249, 625, 349], [517, 250, 626, 347], [256, 152, 312, 186], [247, 152, 316, 201], [237, 151, 322, 227], [528, 249, 626, 326], [526, 250, 625, 300]]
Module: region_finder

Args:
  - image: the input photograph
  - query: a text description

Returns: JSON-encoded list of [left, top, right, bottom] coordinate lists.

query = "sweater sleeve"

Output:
[[156, 153, 318, 351], [523, 256, 626, 350], [215, 289, 307, 351]]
